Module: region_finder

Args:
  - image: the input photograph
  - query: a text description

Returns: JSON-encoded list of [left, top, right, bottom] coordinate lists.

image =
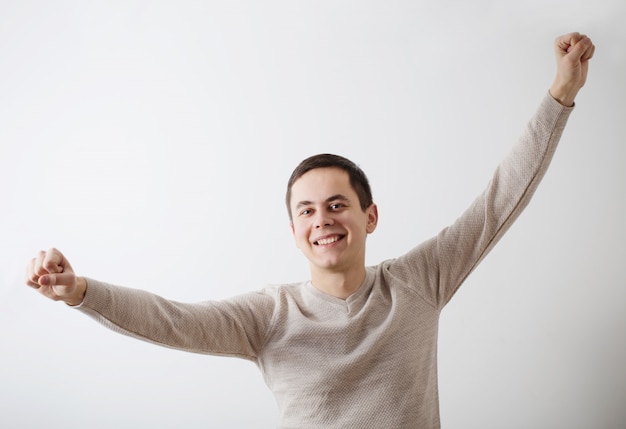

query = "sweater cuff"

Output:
[[66, 277, 97, 309], [546, 90, 576, 111]]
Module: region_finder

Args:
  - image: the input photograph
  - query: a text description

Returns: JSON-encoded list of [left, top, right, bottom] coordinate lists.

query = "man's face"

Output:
[[289, 167, 378, 276]]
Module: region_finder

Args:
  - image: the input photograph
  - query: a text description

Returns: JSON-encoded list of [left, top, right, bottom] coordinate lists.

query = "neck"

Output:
[[310, 265, 367, 300]]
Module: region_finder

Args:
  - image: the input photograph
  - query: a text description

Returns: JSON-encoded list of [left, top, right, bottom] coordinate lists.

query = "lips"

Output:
[[313, 234, 344, 245]]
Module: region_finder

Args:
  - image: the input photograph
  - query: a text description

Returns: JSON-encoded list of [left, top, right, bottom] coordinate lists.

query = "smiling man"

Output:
[[288, 158, 378, 299], [26, 33, 594, 428]]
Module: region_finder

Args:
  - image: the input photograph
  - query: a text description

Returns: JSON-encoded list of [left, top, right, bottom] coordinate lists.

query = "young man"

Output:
[[26, 33, 594, 428]]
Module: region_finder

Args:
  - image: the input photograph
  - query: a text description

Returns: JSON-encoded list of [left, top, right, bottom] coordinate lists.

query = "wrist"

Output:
[[65, 277, 87, 306], [549, 82, 578, 107]]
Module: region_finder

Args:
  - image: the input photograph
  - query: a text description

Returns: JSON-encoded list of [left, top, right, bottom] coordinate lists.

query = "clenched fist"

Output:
[[25, 248, 86, 306], [549, 32, 595, 107]]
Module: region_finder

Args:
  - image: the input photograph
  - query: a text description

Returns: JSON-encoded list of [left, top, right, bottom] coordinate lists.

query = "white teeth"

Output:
[[316, 236, 340, 245]]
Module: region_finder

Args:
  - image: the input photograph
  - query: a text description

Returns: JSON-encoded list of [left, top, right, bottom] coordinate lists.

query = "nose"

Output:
[[314, 212, 334, 229]]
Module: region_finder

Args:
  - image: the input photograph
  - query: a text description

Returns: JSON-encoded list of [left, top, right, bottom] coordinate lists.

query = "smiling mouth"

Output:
[[314, 235, 344, 245]]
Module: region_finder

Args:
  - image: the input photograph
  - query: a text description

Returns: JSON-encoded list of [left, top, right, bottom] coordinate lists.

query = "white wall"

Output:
[[1, 1, 625, 428]]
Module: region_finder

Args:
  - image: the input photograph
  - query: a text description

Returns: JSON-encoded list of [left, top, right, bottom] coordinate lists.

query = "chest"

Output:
[[258, 284, 440, 390]]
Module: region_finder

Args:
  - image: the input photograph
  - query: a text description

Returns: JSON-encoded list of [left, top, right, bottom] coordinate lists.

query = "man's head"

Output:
[[287, 155, 378, 279], [286, 154, 374, 221]]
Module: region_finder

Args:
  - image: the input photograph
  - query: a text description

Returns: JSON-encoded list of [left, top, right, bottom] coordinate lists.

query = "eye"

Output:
[[330, 203, 345, 210], [299, 208, 312, 216]]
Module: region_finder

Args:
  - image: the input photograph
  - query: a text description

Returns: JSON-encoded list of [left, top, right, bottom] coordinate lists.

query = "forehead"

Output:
[[290, 167, 355, 204]]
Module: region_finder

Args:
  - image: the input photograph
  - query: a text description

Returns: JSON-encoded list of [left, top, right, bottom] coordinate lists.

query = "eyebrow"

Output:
[[295, 194, 351, 210]]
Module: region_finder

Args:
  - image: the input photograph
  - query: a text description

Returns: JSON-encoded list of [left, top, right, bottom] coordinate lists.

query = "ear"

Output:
[[290, 222, 300, 249], [365, 203, 378, 234]]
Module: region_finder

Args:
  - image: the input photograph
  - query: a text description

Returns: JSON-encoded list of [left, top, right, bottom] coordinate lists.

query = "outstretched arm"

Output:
[[391, 32, 595, 308], [549, 32, 595, 107], [25, 248, 87, 306], [25, 248, 276, 358]]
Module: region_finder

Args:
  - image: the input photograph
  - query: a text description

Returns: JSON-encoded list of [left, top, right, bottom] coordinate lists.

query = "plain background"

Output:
[[1, 1, 625, 428]]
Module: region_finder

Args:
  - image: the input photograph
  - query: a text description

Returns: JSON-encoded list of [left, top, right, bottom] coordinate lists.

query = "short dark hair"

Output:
[[286, 153, 373, 220]]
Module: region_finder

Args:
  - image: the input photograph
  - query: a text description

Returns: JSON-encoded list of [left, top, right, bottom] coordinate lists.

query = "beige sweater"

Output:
[[79, 93, 573, 428]]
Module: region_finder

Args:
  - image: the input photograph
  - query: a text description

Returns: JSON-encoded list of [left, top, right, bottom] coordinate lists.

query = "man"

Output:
[[26, 32, 594, 428]]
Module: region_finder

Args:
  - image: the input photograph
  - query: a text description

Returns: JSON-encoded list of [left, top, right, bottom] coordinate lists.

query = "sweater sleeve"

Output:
[[76, 278, 277, 361], [388, 93, 574, 309]]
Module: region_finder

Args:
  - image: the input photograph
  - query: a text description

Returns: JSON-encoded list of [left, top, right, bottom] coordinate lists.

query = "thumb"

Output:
[[39, 272, 75, 287]]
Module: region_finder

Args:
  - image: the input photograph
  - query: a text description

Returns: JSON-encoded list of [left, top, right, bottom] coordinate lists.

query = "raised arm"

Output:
[[390, 32, 595, 308]]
